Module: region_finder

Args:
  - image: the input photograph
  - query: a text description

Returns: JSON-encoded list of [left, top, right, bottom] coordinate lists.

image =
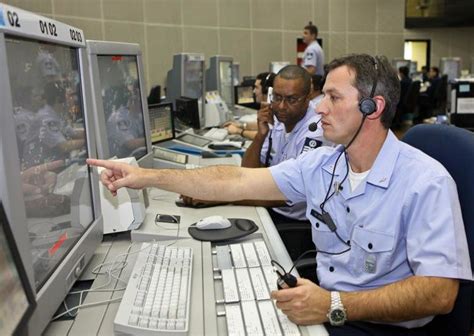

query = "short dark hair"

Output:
[[326, 54, 400, 129], [256, 72, 270, 82], [398, 66, 409, 78], [430, 66, 440, 76], [277, 65, 312, 96], [304, 21, 318, 37]]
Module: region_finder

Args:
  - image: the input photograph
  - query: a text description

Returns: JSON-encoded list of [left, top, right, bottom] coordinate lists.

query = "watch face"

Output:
[[330, 309, 346, 322]]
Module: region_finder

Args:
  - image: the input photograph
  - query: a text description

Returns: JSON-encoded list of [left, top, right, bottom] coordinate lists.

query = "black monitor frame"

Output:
[[0, 201, 36, 336], [175, 96, 201, 129], [148, 102, 175, 144]]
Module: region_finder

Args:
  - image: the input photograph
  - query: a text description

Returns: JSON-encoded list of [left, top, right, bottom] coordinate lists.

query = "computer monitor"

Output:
[[0, 4, 103, 334], [0, 201, 36, 336], [148, 102, 175, 144], [269, 61, 290, 74], [166, 53, 206, 125], [235, 85, 255, 104], [86, 40, 153, 168], [232, 62, 240, 86], [175, 96, 201, 129], [206, 55, 234, 108], [392, 58, 411, 72], [440, 57, 461, 81]]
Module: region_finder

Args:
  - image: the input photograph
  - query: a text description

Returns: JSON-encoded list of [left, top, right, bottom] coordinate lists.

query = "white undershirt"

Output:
[[348, 165, 370, 192]]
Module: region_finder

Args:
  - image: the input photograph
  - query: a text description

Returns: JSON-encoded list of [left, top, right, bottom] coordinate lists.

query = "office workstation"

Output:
[[1, 1, 474, 336]]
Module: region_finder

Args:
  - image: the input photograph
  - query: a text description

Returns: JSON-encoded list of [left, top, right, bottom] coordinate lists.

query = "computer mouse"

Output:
[[196, 215, 232, 230]]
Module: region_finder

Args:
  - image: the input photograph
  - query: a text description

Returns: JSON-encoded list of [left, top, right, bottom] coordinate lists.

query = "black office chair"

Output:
[[402, 124, 474, 336]]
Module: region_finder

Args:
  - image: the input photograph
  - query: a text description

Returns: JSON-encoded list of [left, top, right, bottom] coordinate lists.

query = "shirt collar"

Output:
[[321, 130, 400, 189]]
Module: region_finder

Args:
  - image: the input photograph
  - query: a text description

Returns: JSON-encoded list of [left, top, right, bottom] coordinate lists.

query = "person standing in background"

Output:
[[302, 22, 324, 76]]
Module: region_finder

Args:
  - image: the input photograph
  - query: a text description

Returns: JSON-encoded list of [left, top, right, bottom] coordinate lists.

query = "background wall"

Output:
[[4, 0, 474, 91]]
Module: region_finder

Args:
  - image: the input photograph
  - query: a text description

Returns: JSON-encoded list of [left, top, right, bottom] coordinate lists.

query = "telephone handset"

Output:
[[266, 87, 274, 130]]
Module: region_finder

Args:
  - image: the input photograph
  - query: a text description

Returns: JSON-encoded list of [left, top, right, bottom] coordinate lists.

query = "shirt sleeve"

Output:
[[303, 47, 317, 68], [269, 156, 307, 205], [405, 175, 472, 281]]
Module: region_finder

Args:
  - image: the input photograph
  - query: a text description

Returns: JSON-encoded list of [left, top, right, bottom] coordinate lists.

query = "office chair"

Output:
[[402, 124, 474, 336]]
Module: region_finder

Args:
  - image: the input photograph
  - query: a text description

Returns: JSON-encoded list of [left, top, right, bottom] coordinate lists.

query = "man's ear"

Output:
[[366, 96, 386, 120]]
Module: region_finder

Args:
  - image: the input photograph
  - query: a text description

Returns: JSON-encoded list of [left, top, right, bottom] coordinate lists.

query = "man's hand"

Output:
[[257, 103, 273, 137], [225, 123, 243, 135], [271, 278, 331, 325], [86, 158, 147, 196]]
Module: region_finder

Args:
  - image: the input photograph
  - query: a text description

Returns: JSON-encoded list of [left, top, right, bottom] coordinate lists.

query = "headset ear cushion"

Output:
[[359, 97, 376, 116]]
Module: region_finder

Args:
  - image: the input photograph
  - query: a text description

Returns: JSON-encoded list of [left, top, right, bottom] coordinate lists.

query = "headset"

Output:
[[358, 56, 379, 116]]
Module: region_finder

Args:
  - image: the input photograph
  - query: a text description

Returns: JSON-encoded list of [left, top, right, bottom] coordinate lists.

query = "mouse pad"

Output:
[[188, 218, 258, 242]]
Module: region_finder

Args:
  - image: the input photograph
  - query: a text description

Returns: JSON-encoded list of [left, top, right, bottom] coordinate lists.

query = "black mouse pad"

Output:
[[188, 218, 258, 242]]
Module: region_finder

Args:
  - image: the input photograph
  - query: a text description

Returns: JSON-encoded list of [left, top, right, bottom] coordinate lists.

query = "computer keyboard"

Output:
[[203, 127, 228, 141], [114, 243, 193, 336], [213, 239, 301, 336]]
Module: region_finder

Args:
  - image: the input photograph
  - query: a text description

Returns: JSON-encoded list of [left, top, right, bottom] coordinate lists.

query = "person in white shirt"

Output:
[[302, 22, 324, 76]]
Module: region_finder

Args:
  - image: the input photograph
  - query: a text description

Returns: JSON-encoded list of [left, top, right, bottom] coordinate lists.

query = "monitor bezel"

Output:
[[148, 102, 176, 144], [86, 40, 153, 168], [0, 7, 103, 334], [0, 201, 37, 336]]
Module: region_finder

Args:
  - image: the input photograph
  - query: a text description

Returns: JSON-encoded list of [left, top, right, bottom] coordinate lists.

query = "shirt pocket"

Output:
[[311, 222, 349, 254], [349, 226, 395, 278]]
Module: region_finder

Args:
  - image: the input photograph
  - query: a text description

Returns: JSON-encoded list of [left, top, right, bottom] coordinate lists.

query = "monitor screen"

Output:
[[148, 102, 175, 144], [5, 36, 95, 291], [175, 97, 201, 129], [183, 59, 204, 99], [219, 60, 233, 107], [97, 55, 147, 160], [178, 134, 212, 147], [0, 202, 36, 336], [236, 86, 255, 104]]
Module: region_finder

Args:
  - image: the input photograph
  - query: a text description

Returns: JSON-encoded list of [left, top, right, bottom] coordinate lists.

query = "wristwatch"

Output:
[[327, 291, 347, 326]]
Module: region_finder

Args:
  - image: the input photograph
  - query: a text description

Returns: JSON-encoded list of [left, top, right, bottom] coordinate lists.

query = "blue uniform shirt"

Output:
[[261, 107, 331, 220], [269, 131, 472, 328]]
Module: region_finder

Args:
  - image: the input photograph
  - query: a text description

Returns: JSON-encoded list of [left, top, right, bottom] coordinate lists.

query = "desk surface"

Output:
[[45, 188, 328, 336]]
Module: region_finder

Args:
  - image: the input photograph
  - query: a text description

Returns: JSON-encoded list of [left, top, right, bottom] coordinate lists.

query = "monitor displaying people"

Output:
[[6, 36, 95, 290], [97, 55, 147, 159]]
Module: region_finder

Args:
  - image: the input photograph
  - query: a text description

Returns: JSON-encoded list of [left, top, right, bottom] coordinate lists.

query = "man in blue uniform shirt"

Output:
[[88, 54, 471, 334], [242, 65, 331, 223], [302, 22, 324, 76]]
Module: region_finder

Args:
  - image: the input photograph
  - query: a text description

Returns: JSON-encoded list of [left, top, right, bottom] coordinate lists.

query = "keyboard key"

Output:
[[225, 303, 246, 336], [241, 300, 264, 336]]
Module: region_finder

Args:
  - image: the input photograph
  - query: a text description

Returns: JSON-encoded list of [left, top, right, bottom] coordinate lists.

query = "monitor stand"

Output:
[[98, 157, 146, 234]]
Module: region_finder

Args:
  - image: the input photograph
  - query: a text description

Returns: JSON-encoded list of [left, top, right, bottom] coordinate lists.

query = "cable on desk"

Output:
[[154, 215, 181, 247], [52, 242, 156, 321]]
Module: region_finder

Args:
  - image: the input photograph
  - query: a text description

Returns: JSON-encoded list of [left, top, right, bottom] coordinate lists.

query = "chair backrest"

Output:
[[402, 124, 474, 335]]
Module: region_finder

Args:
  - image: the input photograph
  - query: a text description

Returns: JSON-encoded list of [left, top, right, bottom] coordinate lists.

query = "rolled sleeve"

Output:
[[269, 157, 307, 205], [406, 175, 472, 281]]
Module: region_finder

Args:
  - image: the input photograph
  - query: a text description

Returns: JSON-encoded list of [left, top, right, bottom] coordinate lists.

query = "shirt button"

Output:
[[329, 266, 334, 272], [315, 222, 319, 228], [346, 206, 350, 213], [368, 243, 373, 250]]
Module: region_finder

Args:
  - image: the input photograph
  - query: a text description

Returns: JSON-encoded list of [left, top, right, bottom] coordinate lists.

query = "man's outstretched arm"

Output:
[[86, 158, 286, 202]]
